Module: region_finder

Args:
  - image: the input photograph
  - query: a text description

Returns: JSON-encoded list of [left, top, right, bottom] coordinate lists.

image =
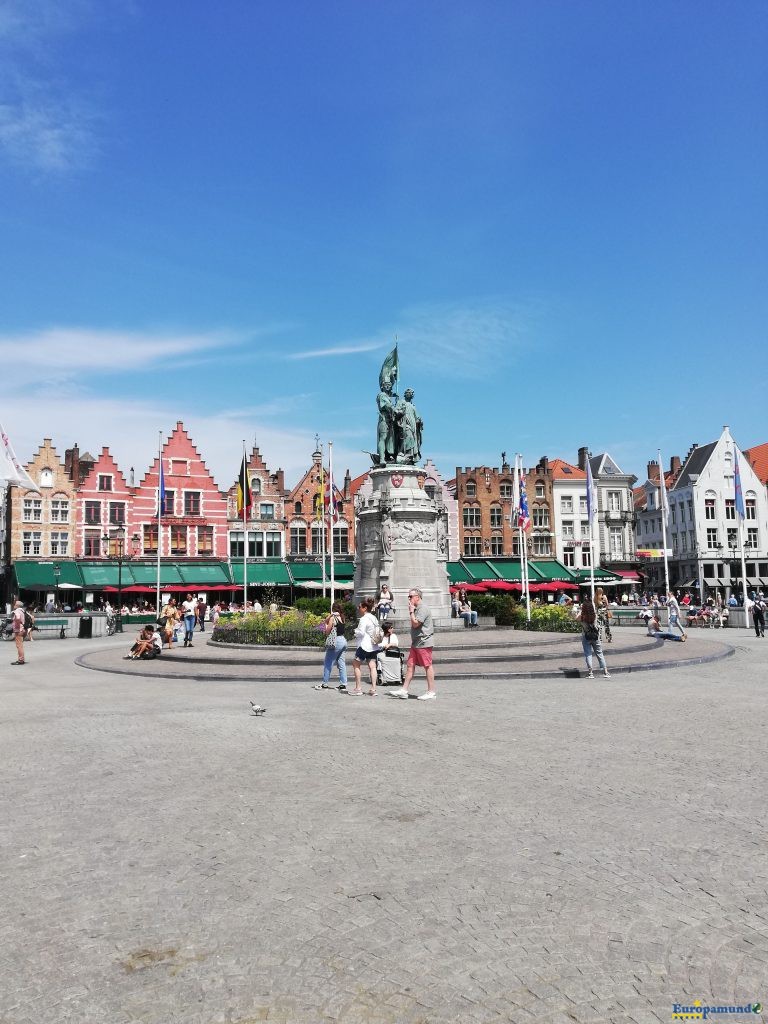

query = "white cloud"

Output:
[[0, 97, 96, 172], [0, 326, 242, 388], [288, 341, 384, 360], [301, 300, 532, 379]]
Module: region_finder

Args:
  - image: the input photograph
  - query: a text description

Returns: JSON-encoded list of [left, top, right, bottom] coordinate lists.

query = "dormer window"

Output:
[[98, 474, 112, 492]]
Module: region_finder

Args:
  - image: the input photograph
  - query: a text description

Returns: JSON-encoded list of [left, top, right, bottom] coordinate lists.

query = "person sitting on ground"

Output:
[[459, 599, 479, 628], [127, 625, 156, 659], [647, 614, 686, 641]]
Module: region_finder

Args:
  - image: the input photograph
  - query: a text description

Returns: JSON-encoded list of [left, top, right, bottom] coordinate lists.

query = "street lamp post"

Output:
[[103, 526, 140, 634], [53, 562, 60, 613]]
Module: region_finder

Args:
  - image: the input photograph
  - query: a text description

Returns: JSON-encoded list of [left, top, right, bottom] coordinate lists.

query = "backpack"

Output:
[[370, 622, 384, 645], [24, 610, 34, 630]]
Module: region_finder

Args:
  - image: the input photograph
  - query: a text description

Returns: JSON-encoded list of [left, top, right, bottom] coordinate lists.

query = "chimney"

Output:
[[65, 444, 80, 484], [538, 456, 549, 473], [577, 446, 589, 471], [647, 459, 659, 481], [343, 469, 351, 499], [129, 466, 135, 488], [670, 455, 681, 476]]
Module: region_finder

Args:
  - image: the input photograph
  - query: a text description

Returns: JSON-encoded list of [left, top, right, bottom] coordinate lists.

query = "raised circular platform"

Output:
[[76, 626, 734, 683]]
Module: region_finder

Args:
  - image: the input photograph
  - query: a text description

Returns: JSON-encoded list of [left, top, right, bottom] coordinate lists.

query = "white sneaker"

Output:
[[398, 691, 410, 699], [603, 672, 611, 679], [587, 672, 594, 679], [388, 687, 405, 695], [417, 691, 437, 700]]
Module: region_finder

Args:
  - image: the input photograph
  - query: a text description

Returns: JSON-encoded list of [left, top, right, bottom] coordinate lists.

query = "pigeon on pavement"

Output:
[[249, 702, 267, 716]]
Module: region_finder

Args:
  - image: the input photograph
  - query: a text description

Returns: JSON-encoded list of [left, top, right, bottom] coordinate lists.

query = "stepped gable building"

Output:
[[8, 439, 77, 563], [455, 456, 555, 559], [421, 459, 459, 561], [135, 421, 228, 560], [225, 445, 287, 560], [77, 448, 133, 558], [286, 444, 352, 559]]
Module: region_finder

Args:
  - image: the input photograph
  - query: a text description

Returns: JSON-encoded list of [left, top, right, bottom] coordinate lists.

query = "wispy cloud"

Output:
[[288, 341, 384, 360], [297, 300, 533, 378], [0, 326, 243, 388], [0, 0, 121, 172]]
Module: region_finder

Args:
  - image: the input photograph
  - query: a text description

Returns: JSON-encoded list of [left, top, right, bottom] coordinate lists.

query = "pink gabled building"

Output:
[[77, 448, 134, 558], [134, 422, 228, 560]]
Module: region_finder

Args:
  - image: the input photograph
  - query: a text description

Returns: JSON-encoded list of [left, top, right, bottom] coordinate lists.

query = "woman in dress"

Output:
[[580, 597, 611, 679], [314, 601, 348, 690], [161, 598, 178, 650]]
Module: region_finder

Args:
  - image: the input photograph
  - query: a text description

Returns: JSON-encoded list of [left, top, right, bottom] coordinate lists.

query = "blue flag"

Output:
[[734, 450, 745, 520], [157, 459, 166, 518]]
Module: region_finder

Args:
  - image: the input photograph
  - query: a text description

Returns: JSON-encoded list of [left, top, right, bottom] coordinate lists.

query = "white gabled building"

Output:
[[637, 426, 768, 598], [549, 458, 591, 571]]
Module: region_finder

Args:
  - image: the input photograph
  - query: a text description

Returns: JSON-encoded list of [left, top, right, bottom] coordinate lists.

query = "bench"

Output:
[[32, 618, 69, 639]]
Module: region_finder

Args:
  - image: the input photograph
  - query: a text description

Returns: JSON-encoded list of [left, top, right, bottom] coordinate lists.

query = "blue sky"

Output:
[[1, 0, 766, 489]]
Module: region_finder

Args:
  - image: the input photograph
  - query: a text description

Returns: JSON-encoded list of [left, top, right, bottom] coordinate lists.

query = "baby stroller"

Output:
[[377, 647, 405, 686]]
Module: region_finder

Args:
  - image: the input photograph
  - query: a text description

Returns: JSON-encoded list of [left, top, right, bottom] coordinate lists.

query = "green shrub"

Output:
[[212, 607, 329, 646]]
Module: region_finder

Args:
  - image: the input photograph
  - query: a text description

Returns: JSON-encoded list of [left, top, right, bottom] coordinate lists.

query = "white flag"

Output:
[[0, 423, 39, 491]]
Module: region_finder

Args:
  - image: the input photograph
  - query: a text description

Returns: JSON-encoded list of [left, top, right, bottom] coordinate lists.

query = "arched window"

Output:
[[294, 501, 302, 515], [465, 479, 476, 498], [251, 477, 262, 495], [39, 468, 53, 488]]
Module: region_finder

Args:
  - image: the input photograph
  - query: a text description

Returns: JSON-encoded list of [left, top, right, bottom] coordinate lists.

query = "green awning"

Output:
[[178, 562, 230, 585], [484, 559, 525, 583], [79, 563, 135, 588], [129, 562, 185, 586], [460, 560, 500, 581], [528, 560, 578, 583], [14, 561, 84, 589], [447, 561, 474, 583], [231, 561, 292, 585]]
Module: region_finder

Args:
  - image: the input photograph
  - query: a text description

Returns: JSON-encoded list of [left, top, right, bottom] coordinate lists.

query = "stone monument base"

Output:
[[353, 464, 452, 626]]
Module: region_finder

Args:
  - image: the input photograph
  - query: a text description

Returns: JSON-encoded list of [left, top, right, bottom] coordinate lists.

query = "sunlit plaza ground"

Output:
[[2, 628, 767, 1024]]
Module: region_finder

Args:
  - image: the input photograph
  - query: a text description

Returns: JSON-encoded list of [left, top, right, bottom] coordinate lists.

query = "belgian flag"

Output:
[[236, 455, 252, 517]]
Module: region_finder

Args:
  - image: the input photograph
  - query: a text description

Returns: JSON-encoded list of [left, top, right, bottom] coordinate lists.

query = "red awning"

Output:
[[483, 580, 521, 591], [615, 571, 641, 582]]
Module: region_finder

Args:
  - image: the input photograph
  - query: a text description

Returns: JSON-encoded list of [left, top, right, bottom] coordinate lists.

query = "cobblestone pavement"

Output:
[[2, 630, 767, 1023]]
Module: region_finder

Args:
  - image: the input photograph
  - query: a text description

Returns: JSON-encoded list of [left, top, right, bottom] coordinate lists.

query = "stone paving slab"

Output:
[[1, 631, 767, 1023]]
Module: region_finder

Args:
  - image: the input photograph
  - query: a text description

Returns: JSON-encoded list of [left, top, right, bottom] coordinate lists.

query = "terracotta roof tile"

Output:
[[548, 458, 586, 480], [744, 443, 768, 486]]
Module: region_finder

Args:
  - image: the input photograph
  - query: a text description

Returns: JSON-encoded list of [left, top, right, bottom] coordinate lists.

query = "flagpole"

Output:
[[517, 455, 530, 621], [657, 449, 671, 597], [329, 441, 336, 608], [155, 430, 162, 615], [735, 445, 749, 617], [242, 439, 248, 609], [319, 452, 326, 598], [586, 453, 596, 605]]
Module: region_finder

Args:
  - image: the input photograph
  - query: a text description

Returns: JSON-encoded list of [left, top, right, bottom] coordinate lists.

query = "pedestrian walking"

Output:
[[392, 587, 436, 700], [350, 598, 382, 695], [181, 593, 196, 647], [580, 597, 611, 679], [666, 590, 687, 638], [196, 597, 207, 632], [161, 598, 178, 650], [11, 600, 26, 665], [751, 596, 766, 638], [314, 601, 348, 690]]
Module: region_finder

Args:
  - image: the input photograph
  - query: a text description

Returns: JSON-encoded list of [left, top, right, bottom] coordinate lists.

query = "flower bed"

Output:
[[212, 609, 329, 647]]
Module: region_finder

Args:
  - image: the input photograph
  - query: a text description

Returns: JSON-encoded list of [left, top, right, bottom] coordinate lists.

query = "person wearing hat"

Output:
[[11, 600, 26, 665]]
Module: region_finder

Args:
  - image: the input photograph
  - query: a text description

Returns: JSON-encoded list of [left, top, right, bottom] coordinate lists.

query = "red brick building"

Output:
[[225, 445, 288, 560]]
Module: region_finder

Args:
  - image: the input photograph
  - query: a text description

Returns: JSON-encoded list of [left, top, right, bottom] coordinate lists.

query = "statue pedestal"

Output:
[[354, 465, 452, 626]]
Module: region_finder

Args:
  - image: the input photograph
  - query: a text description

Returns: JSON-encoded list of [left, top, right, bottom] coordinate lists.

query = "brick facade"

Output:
[[225, 446, 288, 559], [285, 447, 354, 559], [9, 439, 77, 562]]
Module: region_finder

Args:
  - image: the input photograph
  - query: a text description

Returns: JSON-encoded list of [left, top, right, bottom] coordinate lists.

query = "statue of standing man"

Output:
[[396, 388, 423, 463], [376, 345, 399, 464]]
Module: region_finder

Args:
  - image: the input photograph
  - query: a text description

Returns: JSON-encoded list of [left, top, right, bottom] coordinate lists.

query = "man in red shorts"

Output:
[[393, 587, 436, 700]]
